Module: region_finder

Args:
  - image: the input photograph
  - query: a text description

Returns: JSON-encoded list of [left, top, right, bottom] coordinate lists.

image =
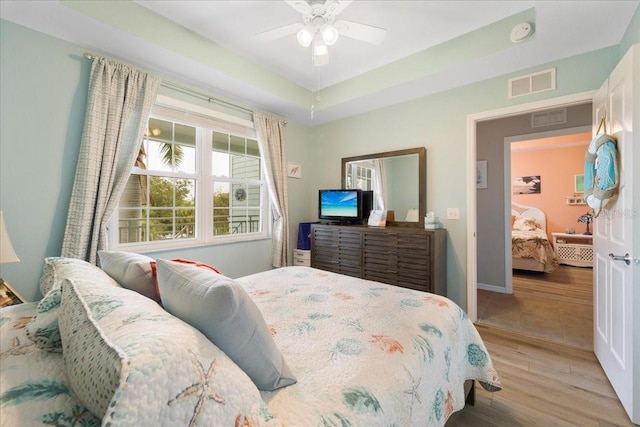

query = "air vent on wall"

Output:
[[508, 68, 556, 98], [531, 108, 567, 128]]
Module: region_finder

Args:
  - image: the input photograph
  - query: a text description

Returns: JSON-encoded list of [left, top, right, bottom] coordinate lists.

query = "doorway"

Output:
[[475, 129, 594, 350], [465, 91, 596, 335]]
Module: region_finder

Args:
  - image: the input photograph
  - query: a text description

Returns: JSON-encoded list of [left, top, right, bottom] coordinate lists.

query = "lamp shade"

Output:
[[0, 211, 19, 263]]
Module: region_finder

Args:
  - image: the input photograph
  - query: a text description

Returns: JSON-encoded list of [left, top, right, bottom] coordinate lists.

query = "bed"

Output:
[[511, 201, 559, 273], [0, 255, 501, 426]]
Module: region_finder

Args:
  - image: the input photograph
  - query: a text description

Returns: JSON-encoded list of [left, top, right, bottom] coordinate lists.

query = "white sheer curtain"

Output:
[[254, 112, 289, 268], [372, 159, 387, 210], [61, 57, 160, 264]]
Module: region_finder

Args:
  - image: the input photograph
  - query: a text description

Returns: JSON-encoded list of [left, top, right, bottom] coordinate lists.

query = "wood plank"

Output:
[[446, 325, 634, 426]]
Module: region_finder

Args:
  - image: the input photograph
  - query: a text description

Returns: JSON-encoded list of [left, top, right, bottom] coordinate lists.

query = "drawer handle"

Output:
[[609, 253, 631, 265]]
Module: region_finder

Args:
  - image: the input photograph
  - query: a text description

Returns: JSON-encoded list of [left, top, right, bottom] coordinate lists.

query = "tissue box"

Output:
[[424, 222, 443, 229], [425, 216, 439, 224]]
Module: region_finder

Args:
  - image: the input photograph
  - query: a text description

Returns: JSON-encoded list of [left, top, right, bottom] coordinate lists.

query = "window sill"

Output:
[[111, 232, 271, 254]]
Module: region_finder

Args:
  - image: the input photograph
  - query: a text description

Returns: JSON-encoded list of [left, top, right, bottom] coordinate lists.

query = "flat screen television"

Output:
[[318, 189, 368, 224]]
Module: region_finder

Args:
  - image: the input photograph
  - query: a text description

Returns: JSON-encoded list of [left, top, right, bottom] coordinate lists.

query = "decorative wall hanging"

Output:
[[512, 175, 541, 194], [287, 162, 302, 178], [476, 160, 487, 189], [584, 112, 619, 217]]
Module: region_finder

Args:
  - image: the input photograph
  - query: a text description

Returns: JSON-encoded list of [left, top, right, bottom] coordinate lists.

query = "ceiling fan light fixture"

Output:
[[313, 37, 328, 56], [321, 24, 339, 46], [297, 25, 314, 47]]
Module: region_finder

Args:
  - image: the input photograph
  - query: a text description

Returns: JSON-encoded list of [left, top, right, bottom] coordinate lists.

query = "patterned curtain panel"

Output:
[[61, 57, 160, 264], [254, 113, 289, 267]]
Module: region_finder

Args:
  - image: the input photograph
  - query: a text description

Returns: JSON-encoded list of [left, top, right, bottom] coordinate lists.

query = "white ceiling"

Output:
[[1, 1, 638, 125]]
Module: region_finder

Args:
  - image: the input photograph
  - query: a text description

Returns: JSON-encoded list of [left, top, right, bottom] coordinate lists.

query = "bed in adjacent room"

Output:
[[0, 257, 501, 427], [511, 201, 559, 273]]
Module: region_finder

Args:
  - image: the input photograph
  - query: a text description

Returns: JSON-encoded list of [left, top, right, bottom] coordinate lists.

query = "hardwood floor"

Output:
[[476, 266, 593, 351], [450, 325, 634, 426], [451, 266, 633, 426]]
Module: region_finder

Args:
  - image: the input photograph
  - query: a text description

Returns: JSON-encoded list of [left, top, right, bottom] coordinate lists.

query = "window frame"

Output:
[[109, 96, 270, 253]]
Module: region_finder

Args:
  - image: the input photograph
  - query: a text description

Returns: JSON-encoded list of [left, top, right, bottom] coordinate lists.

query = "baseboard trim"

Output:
[[477, 282, 510, 293]]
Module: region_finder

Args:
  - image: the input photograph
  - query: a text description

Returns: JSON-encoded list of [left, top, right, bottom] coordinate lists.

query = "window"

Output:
[[346, 162, 374, 191], [112, 97, 267, 251]]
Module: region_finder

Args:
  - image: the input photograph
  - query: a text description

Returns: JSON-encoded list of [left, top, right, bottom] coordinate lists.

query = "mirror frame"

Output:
[[342, 147, 426, 227]]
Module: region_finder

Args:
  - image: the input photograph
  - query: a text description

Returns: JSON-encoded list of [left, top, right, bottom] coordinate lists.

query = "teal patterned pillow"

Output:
[[26, 258, 120, 352], [58, 274, 280, 425], [0, 302, 100, 427]]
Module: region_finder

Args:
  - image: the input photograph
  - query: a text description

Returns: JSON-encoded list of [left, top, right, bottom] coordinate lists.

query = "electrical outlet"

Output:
[[446, 208, 460, 220]]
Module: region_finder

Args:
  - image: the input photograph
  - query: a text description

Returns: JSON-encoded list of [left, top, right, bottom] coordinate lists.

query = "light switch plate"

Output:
[[446, 208, 460, 220]]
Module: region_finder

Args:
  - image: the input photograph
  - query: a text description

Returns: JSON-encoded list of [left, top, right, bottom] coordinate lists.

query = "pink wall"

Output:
[[511, 133, 592, 238]]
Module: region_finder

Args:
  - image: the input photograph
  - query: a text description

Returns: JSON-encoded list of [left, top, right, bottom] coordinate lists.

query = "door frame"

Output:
[[466, 90, 596, 322]]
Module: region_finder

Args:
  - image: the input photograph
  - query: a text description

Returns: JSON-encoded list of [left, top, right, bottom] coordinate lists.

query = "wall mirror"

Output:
[[342, 147, 426, 227]]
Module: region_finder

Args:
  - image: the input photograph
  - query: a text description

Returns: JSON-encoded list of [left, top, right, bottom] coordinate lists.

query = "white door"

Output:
[[592, 44, 638, 424]]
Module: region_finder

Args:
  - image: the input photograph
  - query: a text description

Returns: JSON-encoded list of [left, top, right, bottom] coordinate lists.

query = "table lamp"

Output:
[[0, 211, 21, 305]]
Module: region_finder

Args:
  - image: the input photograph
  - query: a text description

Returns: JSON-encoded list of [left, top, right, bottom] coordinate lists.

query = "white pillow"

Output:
[[98, 251, 159, 302], [513, 217, 540, 231], [155, 259, 297, 391]]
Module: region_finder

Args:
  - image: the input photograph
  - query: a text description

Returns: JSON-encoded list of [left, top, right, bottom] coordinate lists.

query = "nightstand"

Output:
[[293, 249, 311, 266], [552, 232, 593, 267], [0, 279, 25, 307]]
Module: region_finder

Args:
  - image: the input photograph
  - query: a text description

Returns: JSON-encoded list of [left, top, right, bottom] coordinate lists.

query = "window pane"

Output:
[[145, 121, 196, 173], [212, 151, 230, 178], [247, 138, 259, 157], [230, 207, 260, 234], [212, 182, 230, 236], [212, 131, 228, 152], [230, 135, 245, 155]]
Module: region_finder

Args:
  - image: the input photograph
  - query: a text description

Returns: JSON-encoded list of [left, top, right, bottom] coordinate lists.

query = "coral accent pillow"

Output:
[[98, 251, 159, 302], [155, 259, 296, 391]]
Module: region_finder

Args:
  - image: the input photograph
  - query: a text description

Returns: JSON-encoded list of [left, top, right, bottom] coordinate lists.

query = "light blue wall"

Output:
[[308, 46, 623, 306], [0, 20, 314, 300], [1, 11, 637, 306]]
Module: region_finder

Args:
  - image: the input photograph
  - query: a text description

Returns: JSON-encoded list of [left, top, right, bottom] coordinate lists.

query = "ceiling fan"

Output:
[[256, 0, 386, 66]]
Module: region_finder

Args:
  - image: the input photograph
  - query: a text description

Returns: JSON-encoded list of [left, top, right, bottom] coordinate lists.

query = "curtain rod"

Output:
[[82, 52, 287, 125]]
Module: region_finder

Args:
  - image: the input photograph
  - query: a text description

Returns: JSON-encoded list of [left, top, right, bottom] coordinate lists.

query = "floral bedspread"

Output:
[[237, 266, 502, 427], [512, 229, 559, 273], [0, 303, 100, 427]]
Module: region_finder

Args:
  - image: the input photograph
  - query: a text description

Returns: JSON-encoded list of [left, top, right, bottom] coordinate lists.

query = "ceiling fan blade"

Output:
[[334, 20, 386, 44], [325, 0, 352, 17], [284, 0, 312, 16], [255, 23, 303, 41]]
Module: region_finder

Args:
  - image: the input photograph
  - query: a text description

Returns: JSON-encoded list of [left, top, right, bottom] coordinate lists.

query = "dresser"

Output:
[[310, 224, 447, 296]]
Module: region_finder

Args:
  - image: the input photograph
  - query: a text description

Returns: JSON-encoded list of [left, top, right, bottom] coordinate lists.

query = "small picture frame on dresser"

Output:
[[0, 280, 24, 307]]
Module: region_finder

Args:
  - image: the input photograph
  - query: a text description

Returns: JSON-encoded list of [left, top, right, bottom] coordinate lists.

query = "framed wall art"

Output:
[[476, 160, 488, 189], [287, 162, 302, 179], [574, 174, 584, 193]]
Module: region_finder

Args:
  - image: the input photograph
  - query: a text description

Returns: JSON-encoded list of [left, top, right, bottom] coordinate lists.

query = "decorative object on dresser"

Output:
[[311, 224, 447, 296], [0, 211, 23, 306], [577, 212, 593, 235]]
